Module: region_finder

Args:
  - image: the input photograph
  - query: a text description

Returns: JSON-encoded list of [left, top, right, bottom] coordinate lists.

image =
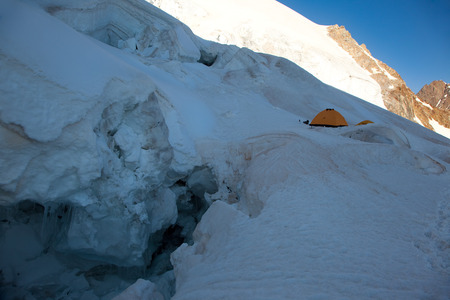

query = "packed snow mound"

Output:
[[1, 0, 449, 299], [342, 124, 411, 147], [112, 279, 164, 300]]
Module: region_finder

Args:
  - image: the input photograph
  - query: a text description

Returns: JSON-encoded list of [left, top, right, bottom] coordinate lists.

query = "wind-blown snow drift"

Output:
[[0, 0, 449, 299]]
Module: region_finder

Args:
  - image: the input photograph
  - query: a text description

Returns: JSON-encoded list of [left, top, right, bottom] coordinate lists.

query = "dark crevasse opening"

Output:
[[198, 49, 218, 67], [0, 166, 218, 300], [146, 166, 218, 277]]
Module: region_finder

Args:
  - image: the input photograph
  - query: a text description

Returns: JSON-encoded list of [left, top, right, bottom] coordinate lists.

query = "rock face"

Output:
[[328, 25, 450, 133], [417, 80, 450, 110]]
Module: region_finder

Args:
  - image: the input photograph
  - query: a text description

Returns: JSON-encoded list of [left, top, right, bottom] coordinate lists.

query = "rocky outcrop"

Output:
[[417, 80, 450, 110], [328, 25, 450, 133]]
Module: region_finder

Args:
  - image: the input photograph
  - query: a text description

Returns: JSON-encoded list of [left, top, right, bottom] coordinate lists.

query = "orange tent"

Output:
[[356, 120, 374, 126], [310, 109, 348, 127]]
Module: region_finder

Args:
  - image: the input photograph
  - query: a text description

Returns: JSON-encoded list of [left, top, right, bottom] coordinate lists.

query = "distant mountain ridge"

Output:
[[146, 0, 450, 138], [417, 80, 450, 110], [327, 25, 450, 135]]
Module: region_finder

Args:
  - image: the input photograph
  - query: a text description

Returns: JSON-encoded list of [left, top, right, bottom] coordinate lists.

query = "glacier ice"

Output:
[[0, 0, 222, 298], [1, 0, 450, 299], [43, 0, 201, 62]]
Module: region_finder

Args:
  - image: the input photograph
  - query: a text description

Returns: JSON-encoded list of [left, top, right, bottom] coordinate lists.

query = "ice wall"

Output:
[[0, 1, 219, 298], [43, 0, 201, 62]]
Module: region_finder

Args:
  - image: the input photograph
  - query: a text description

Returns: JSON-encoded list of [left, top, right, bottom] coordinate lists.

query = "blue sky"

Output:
[[277, 0, 449, 93]]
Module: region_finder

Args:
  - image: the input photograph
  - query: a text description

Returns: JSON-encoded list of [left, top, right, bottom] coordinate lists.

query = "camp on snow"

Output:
[[310, 108, 348, 127]]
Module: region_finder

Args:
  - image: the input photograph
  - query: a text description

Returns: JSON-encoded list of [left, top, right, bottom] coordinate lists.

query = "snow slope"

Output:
[[0, 0, 449, 299], [172, 132, 450, 299], [147, 0, 386, 109]]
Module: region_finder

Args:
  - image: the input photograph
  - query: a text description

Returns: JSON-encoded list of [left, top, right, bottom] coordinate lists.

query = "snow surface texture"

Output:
[[0, 0, 449, 299]]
